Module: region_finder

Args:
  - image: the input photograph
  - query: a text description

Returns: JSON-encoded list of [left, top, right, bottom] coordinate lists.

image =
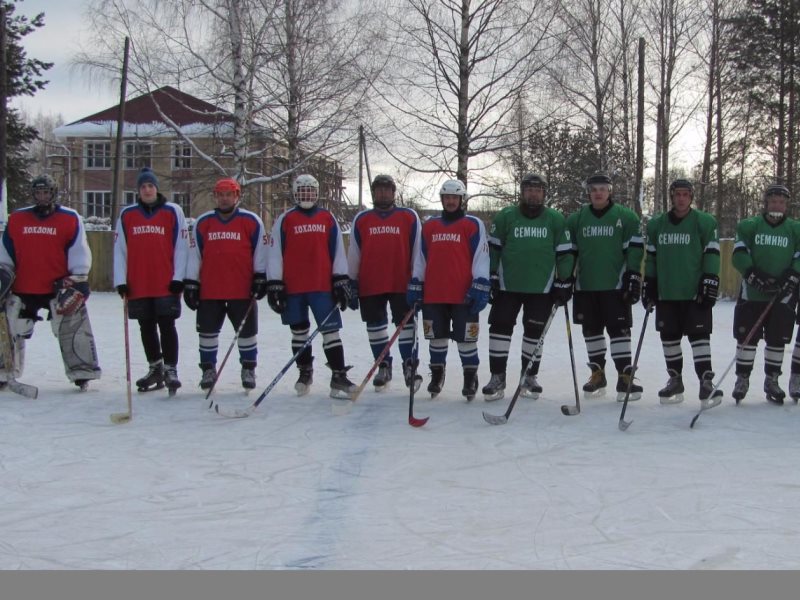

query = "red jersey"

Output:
[[0, 206, 91, 294], [414, 214, 490, 304], [114, 199, 188, 300], [187, 208, 268, 300], [267, 207, 347, 294], [347, 207, 421, 296]]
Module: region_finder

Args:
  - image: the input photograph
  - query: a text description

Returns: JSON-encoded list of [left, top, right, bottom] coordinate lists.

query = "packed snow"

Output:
[[2, 293, 800, 569]]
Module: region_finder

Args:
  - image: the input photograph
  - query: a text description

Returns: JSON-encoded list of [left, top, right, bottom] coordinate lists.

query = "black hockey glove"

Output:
[[116, 284, 129, 299], [183, 279, 200, 311], [168, 280, 185, 294], [697, 273, 720, 308], [332, 275, 352, 311], [465, 277, 491, 314], [251, 273, 268, 300], [622, 270, 642, 305], [641, 277, 657, 309], [779, 268, 800, 300], [550, 277, 574, 307], [266, 280, 287, 314], [348, 280, 360, 311], [488, 273, 501, 305], [744, 267, 778, 293]]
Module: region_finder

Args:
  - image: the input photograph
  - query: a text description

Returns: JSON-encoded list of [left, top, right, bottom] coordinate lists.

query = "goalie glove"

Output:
[[54, 276, 90, 316]]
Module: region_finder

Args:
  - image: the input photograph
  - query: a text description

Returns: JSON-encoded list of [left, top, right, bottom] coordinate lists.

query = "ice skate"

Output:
[[164, 364, 181, 397], [330, 366, 357, 400], [199, 363, 216, 391], [699, 370, 723, 409], [582, 362, 606, 398], [462, 366, 479, 402], [403, 357, 423, 393], [764, 373, 785, 405], [520, 368, 543, 399], [373, 361, 392, 391], [241, 362, 256, 391], [616, 366, 642, 402], [74, 379, 89, 392], [136, 360, 164, 392], [295, 361, 313, 396], [658, 369, 684, 404], [427, 364, 445, 398], [481, 372, 506, 402], [789, 373, 800, 402], [732, 375, 749, 405]]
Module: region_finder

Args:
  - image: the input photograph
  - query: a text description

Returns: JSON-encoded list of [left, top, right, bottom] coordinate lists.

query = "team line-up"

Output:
[[0, 168, 798, 426]]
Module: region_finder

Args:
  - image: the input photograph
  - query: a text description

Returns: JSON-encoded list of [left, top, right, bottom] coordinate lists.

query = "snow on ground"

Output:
[[2, 294, 800, 569]]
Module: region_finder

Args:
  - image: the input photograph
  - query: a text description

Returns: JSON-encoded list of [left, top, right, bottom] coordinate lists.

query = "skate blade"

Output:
[[616, 391, 641, 402], [464, 395, 476, 402], [295, 383, 311, 396], [520, 389, 541, 400], [583, 388, 606, 399], [482, 391, 504, 402], [373, 383, 389, 392], [700, 396, 722, 409], [766, 396, 785, 406], [659, 394, 684, 405], [137, 383, 165, 393]]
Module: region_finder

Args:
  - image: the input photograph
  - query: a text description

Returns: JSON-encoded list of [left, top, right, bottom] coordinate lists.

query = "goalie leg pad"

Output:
[[7, 294, 35, 340], [52, 302, 101, 382]]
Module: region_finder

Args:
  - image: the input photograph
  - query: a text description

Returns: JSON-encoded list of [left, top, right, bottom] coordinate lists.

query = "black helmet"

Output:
[[586, 171, 613, 186], [668, 178, 694, 197], [31, 174, 58, 199], [764, 183, 791, 200], [521, 172, 547, 191], [371, 174, 396, 192]]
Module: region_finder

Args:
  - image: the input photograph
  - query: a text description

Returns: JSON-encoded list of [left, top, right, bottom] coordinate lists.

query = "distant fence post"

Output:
[[87, 230, 115, 292]]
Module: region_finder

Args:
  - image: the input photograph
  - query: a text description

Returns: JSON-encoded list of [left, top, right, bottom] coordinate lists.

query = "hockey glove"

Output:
[[251, 273, 268, 300], [266, 280, 287, 314], [622, 270, 642, 305], [641, 277, 657, 309], [183, 279, 200, 311], [488, 273, 501, 305], [697, 273, 720, 308], [779, 268, 800, 300], [348, 280, 360, 311], [406, 278, 423, 309], [550, 277, 574, 307], [465, 277, 491, 314], [744, 267, 778, 293], [168, 280, 185, 294], [116, 284, 129, 298], [54, 276, 90, 316], [332, 275, 352, 311]]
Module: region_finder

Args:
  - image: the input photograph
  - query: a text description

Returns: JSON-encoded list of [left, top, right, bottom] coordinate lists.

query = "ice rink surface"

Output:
[[2, 294, 800, 569]]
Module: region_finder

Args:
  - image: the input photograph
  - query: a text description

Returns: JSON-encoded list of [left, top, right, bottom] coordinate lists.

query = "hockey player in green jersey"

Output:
[[565, 172, 644, 401], [482, 173, 575, 401], [731, 184, 800, 404], [642, 178, 722, 406]]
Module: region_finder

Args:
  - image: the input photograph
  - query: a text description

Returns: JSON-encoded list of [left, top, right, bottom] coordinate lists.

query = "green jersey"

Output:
[[732, 215, 800, 301], [488, 206, 574, 293], [644, 209, 720, 301], [565, 201, 644, 291]]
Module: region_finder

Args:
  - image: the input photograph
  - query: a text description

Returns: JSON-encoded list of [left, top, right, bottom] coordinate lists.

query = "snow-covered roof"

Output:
[[53, 120, 233, 139]]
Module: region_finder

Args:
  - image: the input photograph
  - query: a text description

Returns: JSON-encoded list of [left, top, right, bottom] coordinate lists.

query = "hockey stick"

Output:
[[619, 305, 653, 431], [408, 308, 428, 428], [690, 293, 780, 428], [205, 297, 257, 406], [110, 298, 133, 424], [560, 303, 582, 416], [214, 306, 337, 418], [483, 302, 559, 425], [350, 305, 417, 403]]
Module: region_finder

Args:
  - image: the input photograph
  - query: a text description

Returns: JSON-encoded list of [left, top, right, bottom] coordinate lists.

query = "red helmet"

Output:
[[214, 178, 241, 195]]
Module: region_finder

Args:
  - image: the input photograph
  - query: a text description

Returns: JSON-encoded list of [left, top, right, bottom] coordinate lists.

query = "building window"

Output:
[[172, 142, 192, 170], [172, 192, 191, 215], [124, 141, 153, 169], [124, 191, 137, 205], [85, 141, 111, 169], [84, 191, 113, 218]]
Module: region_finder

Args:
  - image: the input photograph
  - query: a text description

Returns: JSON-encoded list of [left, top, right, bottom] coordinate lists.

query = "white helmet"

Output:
[[293, 174, 319, 209], [439, 179, 467, 208]]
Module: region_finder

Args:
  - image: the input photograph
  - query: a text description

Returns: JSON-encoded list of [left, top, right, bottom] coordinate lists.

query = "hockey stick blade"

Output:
[[618, 417, 632, 431], [214, 403, 253, 419], [409, 414, 429, 427], [7, 379, 38, 399], [561, 404, 580, 416], [690, 397, 722, 428], [109, 412, 131, 424], [482, 410, 508, 425]]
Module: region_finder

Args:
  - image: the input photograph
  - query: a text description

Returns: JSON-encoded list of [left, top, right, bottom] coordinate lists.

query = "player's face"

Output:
[[671, 189, 692, 216], [441, 194, 462, 212], [295, 186, 318, 208], [373, 185, 395, 209], [588, 184, 610, 209], [139, 183, 158, 203], [522, 185, 545, 205], [33, 188, 52, 206], [765, 195, 788, 219], [214, 190, 239, 212]]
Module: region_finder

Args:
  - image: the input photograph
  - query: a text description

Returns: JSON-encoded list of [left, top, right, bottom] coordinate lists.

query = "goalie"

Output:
[[0, 174, 102, 391]]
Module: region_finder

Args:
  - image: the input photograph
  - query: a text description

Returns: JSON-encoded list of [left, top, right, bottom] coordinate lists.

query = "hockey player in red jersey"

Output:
[[347, 174, 422, 392], [266, 174, 356, 399], [0, 174, 101, 390], [184, 178, 268, 391], [406, 179, 490, 401], [114, 167, 188, 396]]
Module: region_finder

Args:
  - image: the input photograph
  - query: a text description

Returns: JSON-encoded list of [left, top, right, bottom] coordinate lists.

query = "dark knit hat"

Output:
[[137, 167, 159, 190]]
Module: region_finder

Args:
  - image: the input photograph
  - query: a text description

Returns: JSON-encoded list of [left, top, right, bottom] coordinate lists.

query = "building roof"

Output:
[[53, 86, 235, 139]]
